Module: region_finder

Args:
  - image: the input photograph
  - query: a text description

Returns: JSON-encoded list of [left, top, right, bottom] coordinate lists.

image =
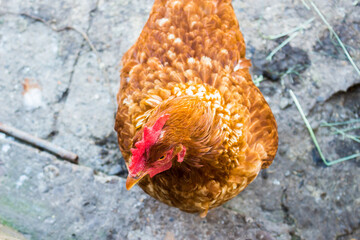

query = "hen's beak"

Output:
[[126, 171, 148, 190]]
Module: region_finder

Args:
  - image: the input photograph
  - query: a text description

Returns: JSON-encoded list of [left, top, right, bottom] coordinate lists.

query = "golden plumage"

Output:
[[115, 0, 278, 216]]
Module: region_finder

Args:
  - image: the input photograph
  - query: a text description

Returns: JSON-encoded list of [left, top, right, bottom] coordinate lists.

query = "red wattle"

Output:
[[177, 145, 186, 162], [128, 114, 170, 176]]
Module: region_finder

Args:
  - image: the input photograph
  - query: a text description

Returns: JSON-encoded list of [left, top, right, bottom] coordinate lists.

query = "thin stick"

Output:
[[266, 32, 299, 61], [289, 90, 360, 166], [0, 122, 78, 163], [308, 0, 360, 77]]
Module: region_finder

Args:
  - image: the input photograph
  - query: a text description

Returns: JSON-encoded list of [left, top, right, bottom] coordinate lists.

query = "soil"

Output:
[[0, 0, 359, 239]]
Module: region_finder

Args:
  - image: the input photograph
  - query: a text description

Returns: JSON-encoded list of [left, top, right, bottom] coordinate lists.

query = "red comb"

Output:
[[129, 114, 170, 176]]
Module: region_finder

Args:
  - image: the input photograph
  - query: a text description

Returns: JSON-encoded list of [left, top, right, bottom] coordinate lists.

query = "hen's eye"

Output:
[[159, 155, 165, 160]]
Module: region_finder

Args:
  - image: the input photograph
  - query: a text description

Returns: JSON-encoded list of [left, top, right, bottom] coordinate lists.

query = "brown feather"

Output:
[[115, 0, 278, 214]]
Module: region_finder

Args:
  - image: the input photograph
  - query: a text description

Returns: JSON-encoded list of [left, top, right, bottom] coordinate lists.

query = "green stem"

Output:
[[289, 90, 360, 166], [266, 18, 314, 40], [308, 0, 360, 77], [320, 119, 360, 127], [266, 32, 299, 61]]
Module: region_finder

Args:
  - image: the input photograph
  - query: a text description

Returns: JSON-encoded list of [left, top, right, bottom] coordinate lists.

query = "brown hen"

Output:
[[115, 0, 278, 217]]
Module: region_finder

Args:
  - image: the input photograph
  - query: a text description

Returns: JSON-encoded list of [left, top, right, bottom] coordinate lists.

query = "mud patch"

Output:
[[252, 39, 311, 82], [313, 10, 360, 61], [342, 84, 360, 116], [94, 132, 127, 177], [310, 84, 360, 166]]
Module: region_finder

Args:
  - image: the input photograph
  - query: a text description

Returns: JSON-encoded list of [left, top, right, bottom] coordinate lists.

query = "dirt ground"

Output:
[[0, 0, 359, 239]]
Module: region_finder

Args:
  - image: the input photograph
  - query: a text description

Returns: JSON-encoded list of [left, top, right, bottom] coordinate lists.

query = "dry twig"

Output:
[[0, 122, 78, 163]]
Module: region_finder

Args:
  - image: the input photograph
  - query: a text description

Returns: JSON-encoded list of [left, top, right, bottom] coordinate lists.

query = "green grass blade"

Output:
[[301, 0, 311, 9], [289, 90, 360, 166], [330, 126, 360, 133], [253, 75, 264, 87], [328, 126, 360, 143], [266, 32, 299, 61], [266, 18, 314, 40], [320, 119, 360, 127], [308, 0, 360, 77]]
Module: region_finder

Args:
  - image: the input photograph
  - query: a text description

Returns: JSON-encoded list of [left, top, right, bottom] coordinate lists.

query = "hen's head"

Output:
[[125, 96, 218, 190], [126, 113, 186, 190]]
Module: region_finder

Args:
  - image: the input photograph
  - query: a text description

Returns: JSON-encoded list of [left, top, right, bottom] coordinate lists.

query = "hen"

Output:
[[115, 0, 278, 217]]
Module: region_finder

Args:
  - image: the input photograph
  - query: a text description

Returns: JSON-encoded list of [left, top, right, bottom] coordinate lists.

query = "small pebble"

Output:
[[44, 165, 60, 179], [279, 97, 291, 109], [23, 88, 44, 110], [16, 175, 29, 188], [316, 96, 325, 103], [245, 216, 253, 223], [273, 179, 280, 185], [1, 144, 11, 153]]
